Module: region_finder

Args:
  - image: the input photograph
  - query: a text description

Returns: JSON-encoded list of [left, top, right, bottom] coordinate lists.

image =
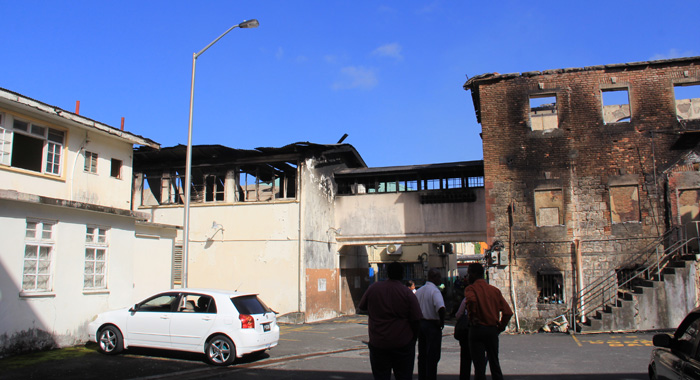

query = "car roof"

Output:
[[165, 288, 258, 298]]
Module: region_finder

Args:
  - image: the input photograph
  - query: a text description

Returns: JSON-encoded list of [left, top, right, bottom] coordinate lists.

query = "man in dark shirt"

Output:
[[359, 262, 423, 380], [464, 263, 513, 380]]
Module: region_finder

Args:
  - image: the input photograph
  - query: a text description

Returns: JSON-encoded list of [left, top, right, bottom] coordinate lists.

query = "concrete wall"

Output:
[[0, 109, 134, 210], [0, 200, 153, 356], [334, 189, 486, 242]]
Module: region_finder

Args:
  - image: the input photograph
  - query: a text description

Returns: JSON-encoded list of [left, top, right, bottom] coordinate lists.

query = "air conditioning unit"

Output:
[[386, 244, 403, 255]]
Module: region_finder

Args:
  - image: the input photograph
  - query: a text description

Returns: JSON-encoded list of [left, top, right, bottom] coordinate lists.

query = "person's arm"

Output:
[[497, 293, 514, 332], [438, 306, 446, 329], [456, 298, 466, 318]]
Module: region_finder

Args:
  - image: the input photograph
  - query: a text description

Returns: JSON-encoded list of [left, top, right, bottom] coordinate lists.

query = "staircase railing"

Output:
[[570, 221, 700, 330]]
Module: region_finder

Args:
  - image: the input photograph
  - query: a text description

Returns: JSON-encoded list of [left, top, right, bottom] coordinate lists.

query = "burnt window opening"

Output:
[[535, 189, 563, 227], [204, 174, 225, 202], [236, 163, 297, 202], [529, 95, 558, 131], [602, 88, 631, 124], [610, 185, 640, 223], [537, 272, 564, 304], [675, 83, 700, 120]]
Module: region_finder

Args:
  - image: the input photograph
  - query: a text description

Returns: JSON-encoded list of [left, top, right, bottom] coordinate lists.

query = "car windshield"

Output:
[[231, 295, 272, 315]]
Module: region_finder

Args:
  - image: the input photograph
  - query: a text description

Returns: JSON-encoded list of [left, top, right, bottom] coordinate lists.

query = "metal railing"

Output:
[[570, 222, 700, 330]]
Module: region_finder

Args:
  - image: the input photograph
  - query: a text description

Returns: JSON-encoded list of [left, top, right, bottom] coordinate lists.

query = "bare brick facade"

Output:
[[465, 57, 700, 330]]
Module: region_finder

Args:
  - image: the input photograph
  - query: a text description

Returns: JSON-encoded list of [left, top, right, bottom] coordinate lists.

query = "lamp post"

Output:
[[182, 19, 259, 288]]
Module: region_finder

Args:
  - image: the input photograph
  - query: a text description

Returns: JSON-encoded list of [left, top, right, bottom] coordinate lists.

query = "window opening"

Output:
[[675, 83, 700, 120], [530, 95, 558, 130], [205, 174, 225, 202], [84, 152, 98, 173], [10, 118, 64, 175], [610, 185, 640, 223], [84, 226, 108, 290], [22, 220, 55, 292], [602, 89, 631, 123], [110, 158, 122, 178], [537, 272, 564, 304]]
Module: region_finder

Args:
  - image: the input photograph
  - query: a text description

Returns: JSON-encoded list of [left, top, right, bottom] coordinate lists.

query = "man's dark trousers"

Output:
[[418, 320, 442, 380], [368, 340, 416, 380], [469, 324, 503, 380]]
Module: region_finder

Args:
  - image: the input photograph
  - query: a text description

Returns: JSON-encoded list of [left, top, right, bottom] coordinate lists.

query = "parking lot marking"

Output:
[[571, 334, 583, 347], [576, 335, 653, 347]]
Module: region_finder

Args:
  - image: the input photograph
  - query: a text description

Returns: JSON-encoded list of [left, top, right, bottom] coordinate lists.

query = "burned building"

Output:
[[464, 56, 700, 331], [132, 142, 367, 322]]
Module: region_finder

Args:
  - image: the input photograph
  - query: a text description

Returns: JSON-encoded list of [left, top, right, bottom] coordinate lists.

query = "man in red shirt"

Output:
[[464, 263, 513, 380], [359, 262, 423, 380]]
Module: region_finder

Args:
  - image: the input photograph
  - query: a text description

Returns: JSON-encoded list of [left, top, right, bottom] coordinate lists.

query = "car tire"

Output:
[[97, 325, 124, 355], [205, 335, 236, 366], [649, 364, 657, 380]]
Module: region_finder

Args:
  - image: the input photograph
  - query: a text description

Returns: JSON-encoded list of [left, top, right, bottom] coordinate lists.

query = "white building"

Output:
[[0, 88, 176, 356]]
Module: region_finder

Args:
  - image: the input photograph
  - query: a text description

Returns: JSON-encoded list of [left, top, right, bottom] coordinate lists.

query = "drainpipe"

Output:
[[508, 200, 520, 331], [297, 161, 304, 319], [575, 239, 585, 323]]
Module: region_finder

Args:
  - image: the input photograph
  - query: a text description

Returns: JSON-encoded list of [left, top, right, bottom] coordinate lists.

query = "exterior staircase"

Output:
[[572, 224, 699, 333]]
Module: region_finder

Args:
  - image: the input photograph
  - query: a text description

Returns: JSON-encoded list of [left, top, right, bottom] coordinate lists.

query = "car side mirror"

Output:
[[652, 333, 672, 348], [129, 304, 139, 313]]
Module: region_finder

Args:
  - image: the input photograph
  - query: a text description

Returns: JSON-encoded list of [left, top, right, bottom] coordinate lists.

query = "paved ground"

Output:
[[0, 315, 660, 379]]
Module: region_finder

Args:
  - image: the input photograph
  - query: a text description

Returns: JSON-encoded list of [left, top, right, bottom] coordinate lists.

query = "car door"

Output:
[[169, 294, 217, 351], [680, 316, 700, 380], [126, 293, 179, 348]]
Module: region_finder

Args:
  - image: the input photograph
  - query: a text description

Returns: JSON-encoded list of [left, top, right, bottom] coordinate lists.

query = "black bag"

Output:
[[454, 314, 470, 341]]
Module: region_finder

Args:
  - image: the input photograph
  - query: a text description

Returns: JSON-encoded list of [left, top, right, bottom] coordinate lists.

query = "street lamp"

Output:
[[182, 19, 259, 288]]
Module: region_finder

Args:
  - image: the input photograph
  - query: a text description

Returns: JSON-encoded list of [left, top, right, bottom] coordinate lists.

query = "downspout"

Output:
[[575, 239, 585, 324], [297, 160, 304, 318], [508, 200, 520, 331]]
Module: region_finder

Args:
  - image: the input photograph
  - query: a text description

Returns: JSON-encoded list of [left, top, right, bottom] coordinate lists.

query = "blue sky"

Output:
[[2, 1, 699, 167]]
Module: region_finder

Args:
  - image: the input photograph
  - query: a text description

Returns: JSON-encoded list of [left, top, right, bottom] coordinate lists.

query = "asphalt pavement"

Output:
[[0, 315, 658, 379]]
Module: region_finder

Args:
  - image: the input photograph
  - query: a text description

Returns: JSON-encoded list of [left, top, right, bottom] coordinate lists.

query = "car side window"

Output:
[[138, 294, 179, 312], [675, 315, 700, 357], [178, 294, 216, 314]]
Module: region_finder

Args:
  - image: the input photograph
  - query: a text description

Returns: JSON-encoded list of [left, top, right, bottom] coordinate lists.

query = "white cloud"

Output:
[[332, 66, 378, 90], [372, 43, 403, 61], [650, 48, 698, 61]]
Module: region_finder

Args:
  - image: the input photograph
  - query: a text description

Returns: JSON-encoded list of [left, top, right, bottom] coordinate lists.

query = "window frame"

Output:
[[110, 158, 122, 179], [2, 114, 66, 176], [84, 151, 98, 174], [537, 271, 564, 304], [529, 94, 558, 131], [84, 225, 109, 290], [22, 219, 56, 293]]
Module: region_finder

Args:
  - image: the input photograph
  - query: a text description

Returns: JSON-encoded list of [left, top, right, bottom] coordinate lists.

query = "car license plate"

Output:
[[263, 323, 271, 332]]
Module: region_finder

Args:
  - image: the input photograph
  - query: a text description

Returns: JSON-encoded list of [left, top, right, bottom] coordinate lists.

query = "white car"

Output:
[[88, 289, 279, 365]]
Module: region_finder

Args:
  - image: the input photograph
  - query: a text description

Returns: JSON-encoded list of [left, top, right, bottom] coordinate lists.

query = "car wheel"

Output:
[[97, 325, 124, 355], [206, 335, 236, 366]]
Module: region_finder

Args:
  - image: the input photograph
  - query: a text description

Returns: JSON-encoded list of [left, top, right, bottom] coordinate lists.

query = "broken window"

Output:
[[204, 174, 225, 202], [535, 189, 563, 226], [2, 117, 65, 176], [529, 95, 558, 130], [236, 163, 296, 202], [537, 272, 564, 304], [675, 83, 700, 120], [610, 185, 640, 223], [84, 151, 98, 173], [602, 88, 631, 124]]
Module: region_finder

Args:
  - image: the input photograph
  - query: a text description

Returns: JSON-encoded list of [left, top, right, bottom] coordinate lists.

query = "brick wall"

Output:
[[468, 58, 700, 330]]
